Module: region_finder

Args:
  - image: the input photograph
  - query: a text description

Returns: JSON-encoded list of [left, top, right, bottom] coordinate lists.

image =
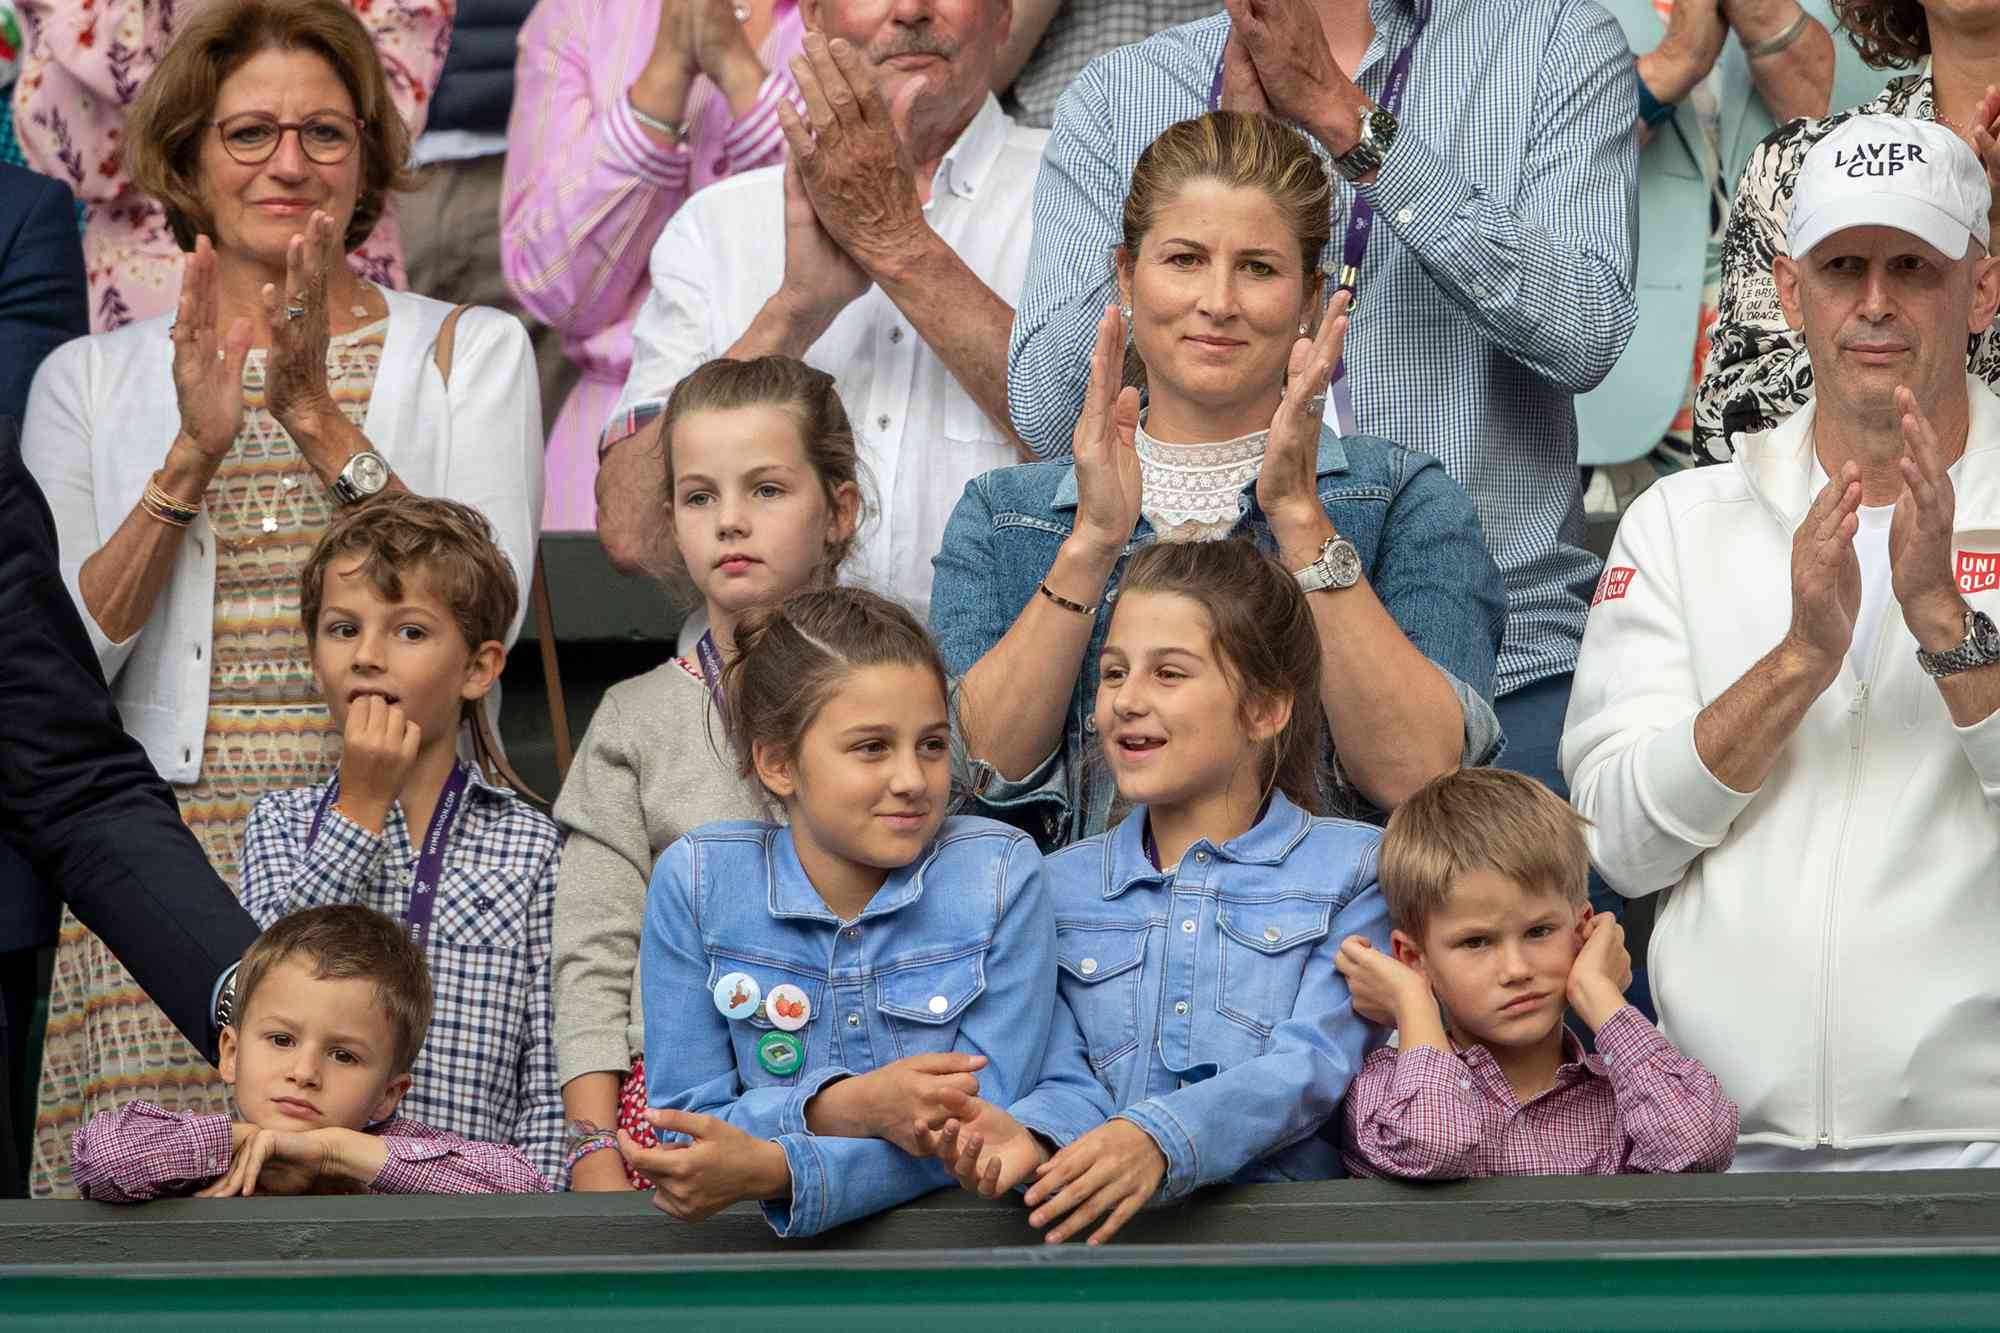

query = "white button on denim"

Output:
[[1181, 920, 1195, 933], [928, 995, 949, 1015], [846, 928, 860, 940], [1174, 1000, 1189, 1015], [1263, 926, 1281, 943], [1084, 717, 1097, 734], [1080, 958, 1098, 975], [847, 1013, 861, 1027], [1194, 851, 1209, 863]]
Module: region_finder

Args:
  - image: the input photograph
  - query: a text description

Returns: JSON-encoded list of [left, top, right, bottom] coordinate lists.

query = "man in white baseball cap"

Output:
[[1562, 114, 2000, 1172]]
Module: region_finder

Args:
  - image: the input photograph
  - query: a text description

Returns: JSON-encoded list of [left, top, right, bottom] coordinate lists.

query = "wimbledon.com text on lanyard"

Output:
[[305, 763, 471, 950], [1207, 0, 1431, 435]]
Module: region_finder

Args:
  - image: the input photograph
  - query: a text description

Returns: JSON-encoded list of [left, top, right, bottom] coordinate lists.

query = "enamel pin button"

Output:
[[713, 972, 761, 1021], [766, 983, 812, 1032], [757, 1029, 804, 1077]]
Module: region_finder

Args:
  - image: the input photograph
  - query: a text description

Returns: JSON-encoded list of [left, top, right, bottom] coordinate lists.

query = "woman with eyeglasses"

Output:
[[16, 0, 543, 1198]]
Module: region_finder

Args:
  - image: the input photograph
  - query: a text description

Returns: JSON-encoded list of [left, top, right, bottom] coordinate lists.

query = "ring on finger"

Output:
[[284, 299, 308, 321]]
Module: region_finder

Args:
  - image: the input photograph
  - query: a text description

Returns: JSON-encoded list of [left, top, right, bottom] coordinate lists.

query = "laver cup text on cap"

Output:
[[1833, 143, 1928, 177]]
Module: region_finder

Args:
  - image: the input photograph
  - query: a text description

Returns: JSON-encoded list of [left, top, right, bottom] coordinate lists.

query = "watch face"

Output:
[[350, 451, 389, 494], [1365, 107, 1399, 151], [1975, 610, 2000, 658], [1328, 540, 1363, 588]]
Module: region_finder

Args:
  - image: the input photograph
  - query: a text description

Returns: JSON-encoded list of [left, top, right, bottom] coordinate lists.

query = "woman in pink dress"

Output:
[[501, 0, 803, 532], [8, 0, 449, 331]]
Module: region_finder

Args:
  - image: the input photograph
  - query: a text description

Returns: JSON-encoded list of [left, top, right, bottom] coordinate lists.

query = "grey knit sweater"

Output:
[[550, 659, 769, 1087]]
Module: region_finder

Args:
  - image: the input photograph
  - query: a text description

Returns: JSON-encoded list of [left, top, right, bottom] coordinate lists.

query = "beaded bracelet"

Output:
[[141, 472, 201, 528], [561, 1132, 620, 1176]]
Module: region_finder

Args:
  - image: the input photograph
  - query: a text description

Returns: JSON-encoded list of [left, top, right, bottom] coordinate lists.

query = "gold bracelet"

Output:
[[1038, 579, 1098, 616], [141, 472, 201, 528]]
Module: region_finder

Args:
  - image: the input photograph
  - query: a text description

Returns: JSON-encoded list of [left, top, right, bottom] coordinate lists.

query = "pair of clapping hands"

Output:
[[617, 1051, 1167, 1244]]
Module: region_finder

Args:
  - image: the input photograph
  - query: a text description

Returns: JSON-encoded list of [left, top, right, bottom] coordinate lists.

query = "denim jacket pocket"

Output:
[[709, 955, 825, 1089], [1055, 924, 1147, 1073], [876, 950, 988, 1057], [1214, 895, 1333, 1037]]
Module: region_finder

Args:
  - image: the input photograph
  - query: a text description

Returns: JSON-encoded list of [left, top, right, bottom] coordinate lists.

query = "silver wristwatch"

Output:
[[1294, 534, 1362, 594], [214, 964, 239, 1030], [331, 449, 390, 505], [1916, 608, 2000, 678], [1333, 104, 1399, 182]]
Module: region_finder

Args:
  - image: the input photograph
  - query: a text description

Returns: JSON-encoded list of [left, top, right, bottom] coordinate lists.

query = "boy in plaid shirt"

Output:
[[1335, 768, 1737, 1178], [73, 905, 548, 1199], [238, 495, 562, 1183]]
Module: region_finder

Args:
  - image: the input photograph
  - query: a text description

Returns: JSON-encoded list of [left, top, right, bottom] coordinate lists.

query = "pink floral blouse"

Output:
[[9, 0, 452, 332]]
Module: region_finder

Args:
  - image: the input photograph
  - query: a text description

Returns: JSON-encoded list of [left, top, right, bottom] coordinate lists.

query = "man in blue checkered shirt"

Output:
[[1008, 0, 1639, 795]]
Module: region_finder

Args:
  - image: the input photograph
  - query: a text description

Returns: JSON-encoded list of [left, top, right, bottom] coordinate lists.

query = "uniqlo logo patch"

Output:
[[1592, 565, 1636, 606], [1959, 551, 2000, 594]]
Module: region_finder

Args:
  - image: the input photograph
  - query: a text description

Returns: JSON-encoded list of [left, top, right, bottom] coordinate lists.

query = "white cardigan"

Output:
[[21, 289, 544, 784]]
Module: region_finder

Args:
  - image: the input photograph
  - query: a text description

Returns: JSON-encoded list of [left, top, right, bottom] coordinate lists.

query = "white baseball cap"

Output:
[[1787, 116, 1991, 260]]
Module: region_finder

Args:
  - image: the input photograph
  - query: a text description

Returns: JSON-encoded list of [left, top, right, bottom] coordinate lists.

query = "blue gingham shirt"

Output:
[[239, 767, 564, 1185], [1007, 2, 1639, 694]]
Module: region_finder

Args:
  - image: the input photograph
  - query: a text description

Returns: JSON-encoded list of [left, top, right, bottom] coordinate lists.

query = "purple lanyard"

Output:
[[695, 630, 729, 732], [1208, 3, 1431, 426], [305, 762, 471, 951]]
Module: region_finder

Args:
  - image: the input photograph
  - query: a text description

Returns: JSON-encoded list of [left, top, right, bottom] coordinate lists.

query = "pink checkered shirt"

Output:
[[70, 1102, 551, 1202], [1340, 1006, 1739, 1178]]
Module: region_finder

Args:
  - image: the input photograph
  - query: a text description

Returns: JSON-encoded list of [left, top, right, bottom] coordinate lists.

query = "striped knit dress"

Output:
[[30, 320, 385, 1196]]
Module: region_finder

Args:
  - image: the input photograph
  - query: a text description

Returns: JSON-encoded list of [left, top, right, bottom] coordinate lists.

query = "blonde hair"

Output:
[[1379, 768, 1591, 939], [124, 0, 418, 254], [1116, 111, 1332, 387]]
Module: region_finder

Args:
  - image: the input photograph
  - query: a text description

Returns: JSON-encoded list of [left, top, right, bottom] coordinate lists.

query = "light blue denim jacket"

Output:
[[929, 426, 1507, 848], [641, 816, 1055, 1237], [1010, 795, 1390, 1198]]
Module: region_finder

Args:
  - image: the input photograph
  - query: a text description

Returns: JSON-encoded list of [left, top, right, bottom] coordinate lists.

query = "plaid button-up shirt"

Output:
[[1007, 1, 1639, 694], [1340, 1006, 1739, 1177], [71, 1102, 550, 1201], [240, 768, 564, 1185]]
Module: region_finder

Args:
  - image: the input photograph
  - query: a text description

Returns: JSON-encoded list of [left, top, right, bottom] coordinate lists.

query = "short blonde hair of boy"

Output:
[[1379, 768, 1592, 939], [233, 905, 433, 1075], [300, 493, 518, 652]]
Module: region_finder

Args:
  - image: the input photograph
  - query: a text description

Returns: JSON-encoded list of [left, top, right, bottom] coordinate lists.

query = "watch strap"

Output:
[[1917, 609, 2000, 678]]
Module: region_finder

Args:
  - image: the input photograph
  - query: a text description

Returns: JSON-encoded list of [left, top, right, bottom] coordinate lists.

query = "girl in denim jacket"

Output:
[[915, 539, 1390, 1244], [618, 587, 1066, 1237]]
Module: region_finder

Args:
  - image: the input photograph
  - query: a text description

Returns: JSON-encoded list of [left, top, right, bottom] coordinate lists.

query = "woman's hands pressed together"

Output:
[[1257, 289, 1349, 558]]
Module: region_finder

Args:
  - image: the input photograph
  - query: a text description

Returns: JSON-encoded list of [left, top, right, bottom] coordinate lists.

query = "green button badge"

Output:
[[756, 1029, 804, 1077]]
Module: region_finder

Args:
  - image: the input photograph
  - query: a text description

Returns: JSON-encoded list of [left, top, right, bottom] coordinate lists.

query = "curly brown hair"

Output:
[[124, 0, 419, 254], [1833, 0, 1931, 70]]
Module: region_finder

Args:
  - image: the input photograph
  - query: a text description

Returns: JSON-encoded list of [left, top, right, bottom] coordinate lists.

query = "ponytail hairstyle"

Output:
[[718, 586, 951, 798], [1115, 538, 1328, 815], [655, 355, 870, 600], [1116, 110, 1333, 389]]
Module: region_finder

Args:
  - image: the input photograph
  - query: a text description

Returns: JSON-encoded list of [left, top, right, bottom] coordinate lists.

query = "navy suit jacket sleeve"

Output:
[[0, 164, 89, 426], [0, 417, 257, 1062]]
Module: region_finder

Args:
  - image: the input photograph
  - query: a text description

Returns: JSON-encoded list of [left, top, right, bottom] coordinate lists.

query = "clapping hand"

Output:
[[775, 35, 929, 273], [1220, 0, 1365, 148], [1257, 289, 1350, 538], [260, 210, 341, 446], [1889, 385, 1971, 650], [1783, 461, 1862, 680], [169, 236, 255, 464], [1069, 304, 1143, 556]]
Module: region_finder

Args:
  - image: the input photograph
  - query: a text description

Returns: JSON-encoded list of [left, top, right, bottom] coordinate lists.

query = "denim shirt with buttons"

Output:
[[641, 815, 1055, 1237], [1009, 794, 1391, 1198], [929, 426, 1507, 849]]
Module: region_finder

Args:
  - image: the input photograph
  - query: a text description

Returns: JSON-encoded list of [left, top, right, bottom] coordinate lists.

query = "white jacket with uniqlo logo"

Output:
[[1562, 374, 2000, 1153]]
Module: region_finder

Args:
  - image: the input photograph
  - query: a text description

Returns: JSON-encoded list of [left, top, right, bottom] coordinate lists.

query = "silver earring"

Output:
[[1119, 305, 1133, 322], [1299, 322, 1309, 336]]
